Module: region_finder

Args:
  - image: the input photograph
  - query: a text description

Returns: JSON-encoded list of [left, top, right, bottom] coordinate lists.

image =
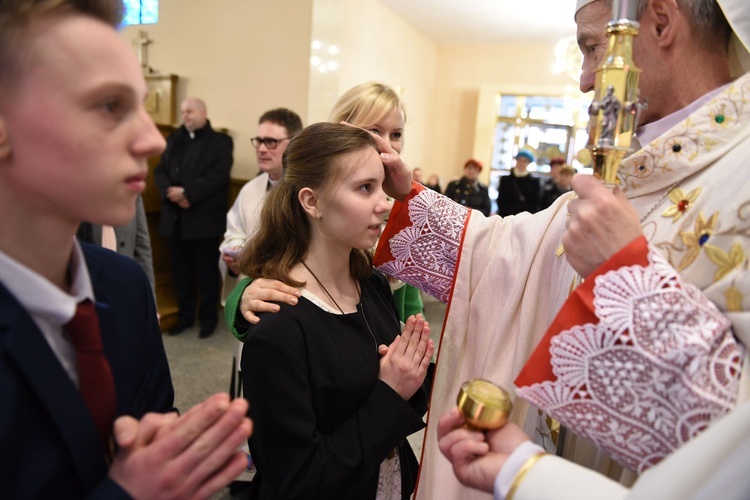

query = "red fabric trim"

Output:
[[374, 181, 425, 267], [514, 236, 650, 387]]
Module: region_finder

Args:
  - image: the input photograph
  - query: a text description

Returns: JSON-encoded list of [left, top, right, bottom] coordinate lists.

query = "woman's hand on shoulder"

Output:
[[241, 278, 300, 324], [378, 314, 435, 400]]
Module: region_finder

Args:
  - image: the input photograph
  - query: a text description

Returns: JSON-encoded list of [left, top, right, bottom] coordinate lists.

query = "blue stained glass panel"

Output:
[[122, 0, 158, 26]]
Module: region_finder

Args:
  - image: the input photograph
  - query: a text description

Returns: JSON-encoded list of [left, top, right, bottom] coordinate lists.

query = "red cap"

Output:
[[549, 156, 565, 166], [464, 158, 483, 172]]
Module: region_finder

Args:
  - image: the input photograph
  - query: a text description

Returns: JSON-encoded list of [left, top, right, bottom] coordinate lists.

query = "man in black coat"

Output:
[[154, 98, 233, 338], [497, 150, 541, 216]]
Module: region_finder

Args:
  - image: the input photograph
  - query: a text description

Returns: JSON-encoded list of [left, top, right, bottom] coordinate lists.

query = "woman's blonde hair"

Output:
[[329, 82, 406, 126]]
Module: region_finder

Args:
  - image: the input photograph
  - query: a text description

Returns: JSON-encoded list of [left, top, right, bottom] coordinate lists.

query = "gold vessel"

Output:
[[457, 379, 512, 431]]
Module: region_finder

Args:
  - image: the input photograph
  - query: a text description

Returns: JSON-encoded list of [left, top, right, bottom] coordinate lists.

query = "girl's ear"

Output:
[[298, 187, 321, 219]]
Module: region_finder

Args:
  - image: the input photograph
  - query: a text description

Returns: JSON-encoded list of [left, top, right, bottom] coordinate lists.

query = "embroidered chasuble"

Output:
[[374, 72, 750, 500]]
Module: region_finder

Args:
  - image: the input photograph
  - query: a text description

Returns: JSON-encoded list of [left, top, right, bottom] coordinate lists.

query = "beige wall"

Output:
[[428, 44, 576, 186], [307, 0, 438, 171], [120, 0, 313, 179]]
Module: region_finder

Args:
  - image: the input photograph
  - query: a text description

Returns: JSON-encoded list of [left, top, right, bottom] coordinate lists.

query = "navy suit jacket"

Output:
[[0, 244, 175, 499]]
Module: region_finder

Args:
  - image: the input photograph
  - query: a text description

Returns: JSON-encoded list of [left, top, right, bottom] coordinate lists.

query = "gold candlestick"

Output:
[[457, 379, 513, 431]]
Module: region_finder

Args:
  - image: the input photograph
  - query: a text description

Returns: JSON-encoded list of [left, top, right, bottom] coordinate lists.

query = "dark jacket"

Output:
[[445, 177, 491, 216], [154, 120, 233, 240], [242, 271, 427, 500], [541, 178, 571, 209], [497, 169, 541, 216], [0, 244, 174, 499]]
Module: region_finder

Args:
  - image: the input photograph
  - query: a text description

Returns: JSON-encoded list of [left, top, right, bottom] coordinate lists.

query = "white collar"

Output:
[[0, 239, 95, 326], [637, 82, 733, 145]]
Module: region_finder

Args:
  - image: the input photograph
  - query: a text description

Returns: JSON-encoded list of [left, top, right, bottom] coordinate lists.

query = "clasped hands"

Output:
[[108, 393, 252, 499], [377, 314, 435, 400], [167, 186, 190, 209]]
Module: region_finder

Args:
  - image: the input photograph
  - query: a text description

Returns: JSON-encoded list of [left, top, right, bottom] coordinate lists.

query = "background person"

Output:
[[154, 97, 233, 338], [77, 196, 157, 301], [425, 173, 442, 194], [218, 107, 303, 494], [496, 151, 541, 216], [540, 156, 568, 208], [556, 164, 576, 192], [220, 108, 303, 278], [329, 82, 424, 321], [445, 158, 492, 216], [412, 167, 424, 184]]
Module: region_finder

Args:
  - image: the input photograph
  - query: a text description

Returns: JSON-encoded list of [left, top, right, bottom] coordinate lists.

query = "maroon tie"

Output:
[[65, 300, 116, 447]]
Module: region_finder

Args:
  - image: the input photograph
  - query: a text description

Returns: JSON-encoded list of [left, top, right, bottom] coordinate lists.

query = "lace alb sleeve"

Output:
[[375, 185, 470, 303], [516, 245, 744, 473]]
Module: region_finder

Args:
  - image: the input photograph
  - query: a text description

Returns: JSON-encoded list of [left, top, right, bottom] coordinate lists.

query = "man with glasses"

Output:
[[154, 97, 233, 339], [220, 108, 303, 276], [219, 108, 302, 495]]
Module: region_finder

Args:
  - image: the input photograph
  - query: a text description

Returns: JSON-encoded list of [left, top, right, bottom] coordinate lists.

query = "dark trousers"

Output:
[[168, 235, 221, 327]]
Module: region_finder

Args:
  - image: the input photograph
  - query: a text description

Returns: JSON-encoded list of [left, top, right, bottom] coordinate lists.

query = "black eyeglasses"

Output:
[[250, 137, 289, 150]]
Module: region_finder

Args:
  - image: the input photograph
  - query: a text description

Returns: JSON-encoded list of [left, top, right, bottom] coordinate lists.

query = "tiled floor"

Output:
[[162, 291, 446, 498]]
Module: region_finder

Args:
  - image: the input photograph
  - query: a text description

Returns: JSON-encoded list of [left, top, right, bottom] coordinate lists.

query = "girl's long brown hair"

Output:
[[236, 122, 378, 287]]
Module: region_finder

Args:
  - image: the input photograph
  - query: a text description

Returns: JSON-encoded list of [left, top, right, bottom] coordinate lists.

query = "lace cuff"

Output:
[[515, 237, 743, 472], [374, 181, 470, 302]]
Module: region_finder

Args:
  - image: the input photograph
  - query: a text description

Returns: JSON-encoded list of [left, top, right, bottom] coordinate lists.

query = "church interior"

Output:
[[125, 0, 587, 330], [5, 0, 749, 497], [125, 1, 599, 497]]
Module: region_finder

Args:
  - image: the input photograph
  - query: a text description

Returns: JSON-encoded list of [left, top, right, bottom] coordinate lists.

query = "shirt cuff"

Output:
[[494, 441, 546, 500]]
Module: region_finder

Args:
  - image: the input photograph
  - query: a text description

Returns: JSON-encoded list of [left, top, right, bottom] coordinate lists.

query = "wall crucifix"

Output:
[[133, 30, 153, 73]]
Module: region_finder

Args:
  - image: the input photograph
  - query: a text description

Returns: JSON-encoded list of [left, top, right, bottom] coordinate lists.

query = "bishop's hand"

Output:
[[562, 174, 643, 277]]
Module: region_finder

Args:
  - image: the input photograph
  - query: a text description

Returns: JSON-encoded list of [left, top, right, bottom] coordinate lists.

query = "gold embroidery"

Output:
[[568, 275, 579, 294], [725, 286, 743, 312], [546, 415, 561, 446], [704, 242, 746, 282], [662, 187, 702, 222], [678, 212, 719, 271], [703, 136, 719, 153], [618, 77, 749, 193], [709, 104, 731, 129]]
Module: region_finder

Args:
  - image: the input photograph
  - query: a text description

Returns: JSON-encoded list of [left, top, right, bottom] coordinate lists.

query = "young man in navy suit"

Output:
[[0, 1, 251, 498]]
